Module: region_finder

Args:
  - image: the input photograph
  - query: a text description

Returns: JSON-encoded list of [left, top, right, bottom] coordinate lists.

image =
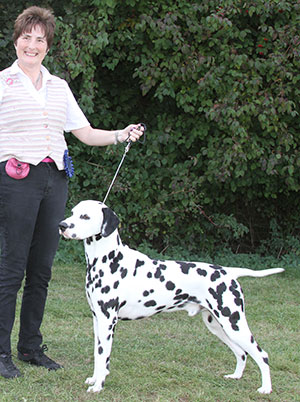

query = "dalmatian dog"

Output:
[[59, 200, 284, 394]]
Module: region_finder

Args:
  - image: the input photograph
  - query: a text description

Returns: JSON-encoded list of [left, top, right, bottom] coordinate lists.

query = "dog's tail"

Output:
[[229, 267, 284, 279]]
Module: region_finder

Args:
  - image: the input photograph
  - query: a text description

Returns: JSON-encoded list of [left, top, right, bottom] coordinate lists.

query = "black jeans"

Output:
[[0, 161, 68, 354]]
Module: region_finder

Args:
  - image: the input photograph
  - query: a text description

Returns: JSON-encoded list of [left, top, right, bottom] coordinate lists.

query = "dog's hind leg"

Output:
[[205, 310, 272, 394], [225, 325, 272, 394], [201, 309, 247, 380]]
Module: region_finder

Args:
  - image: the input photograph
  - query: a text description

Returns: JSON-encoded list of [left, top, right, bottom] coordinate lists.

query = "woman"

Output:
[[0, 6, 144, 379]]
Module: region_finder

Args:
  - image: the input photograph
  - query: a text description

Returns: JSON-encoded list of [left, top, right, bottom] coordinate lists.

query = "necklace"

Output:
[[34, 71, 42, 89]]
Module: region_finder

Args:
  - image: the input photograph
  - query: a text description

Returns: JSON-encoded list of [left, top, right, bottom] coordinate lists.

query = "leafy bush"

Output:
[[1, 0, 299, 255]]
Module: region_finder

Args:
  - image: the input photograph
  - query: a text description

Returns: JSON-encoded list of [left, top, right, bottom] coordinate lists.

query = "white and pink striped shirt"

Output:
[[0, 61, 89, 170]]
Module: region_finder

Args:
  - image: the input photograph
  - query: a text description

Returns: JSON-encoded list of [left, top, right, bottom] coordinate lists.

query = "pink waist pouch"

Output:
[[5, 158, 30, 180]]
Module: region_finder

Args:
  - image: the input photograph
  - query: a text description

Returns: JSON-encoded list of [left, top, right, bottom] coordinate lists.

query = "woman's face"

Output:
[[15, 24, 48, 70]]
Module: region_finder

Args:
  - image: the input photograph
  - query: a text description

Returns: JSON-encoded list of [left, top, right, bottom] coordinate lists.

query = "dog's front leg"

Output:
[[85, 311, 118, 393], [85, 313, 99, 387]]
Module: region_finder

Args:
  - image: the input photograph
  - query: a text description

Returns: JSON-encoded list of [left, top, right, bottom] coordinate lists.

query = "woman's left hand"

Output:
[[118, 124, 145, 143]]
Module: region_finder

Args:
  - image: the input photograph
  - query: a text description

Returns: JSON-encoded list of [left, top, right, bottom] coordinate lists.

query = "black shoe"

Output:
[[0, 353, 22, 379], [18, 344, 63, 371]]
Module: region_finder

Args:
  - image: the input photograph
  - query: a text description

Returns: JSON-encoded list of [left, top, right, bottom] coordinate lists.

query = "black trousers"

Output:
[[0, 161, 68, 354]]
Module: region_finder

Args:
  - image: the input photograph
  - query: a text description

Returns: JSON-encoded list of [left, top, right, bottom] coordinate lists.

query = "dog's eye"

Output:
[[80, 214, 90, 220]]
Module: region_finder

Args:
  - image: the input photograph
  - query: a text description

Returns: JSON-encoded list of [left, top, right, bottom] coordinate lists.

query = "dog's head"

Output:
[[59, 200, 120, 240]]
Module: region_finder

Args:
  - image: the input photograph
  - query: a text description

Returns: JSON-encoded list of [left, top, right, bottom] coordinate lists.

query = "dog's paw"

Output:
[[87, 382, 104, 393], [224, 373, 242, 379], [85, 376, 96, 385], [257, 386, 272, 394]]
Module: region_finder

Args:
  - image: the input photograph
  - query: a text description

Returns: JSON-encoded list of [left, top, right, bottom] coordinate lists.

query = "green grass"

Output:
[[1, 253, 299, 402]]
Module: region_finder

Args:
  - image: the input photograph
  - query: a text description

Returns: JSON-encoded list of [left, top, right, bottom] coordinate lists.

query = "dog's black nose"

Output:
[[59, 222, 68, 232]]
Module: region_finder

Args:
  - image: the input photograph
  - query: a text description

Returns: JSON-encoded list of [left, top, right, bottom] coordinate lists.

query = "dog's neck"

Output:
[[83, 229, 122, 253]]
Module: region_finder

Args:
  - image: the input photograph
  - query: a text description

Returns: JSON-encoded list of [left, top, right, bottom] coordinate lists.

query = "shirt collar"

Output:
[[11, 60, 52, 82]]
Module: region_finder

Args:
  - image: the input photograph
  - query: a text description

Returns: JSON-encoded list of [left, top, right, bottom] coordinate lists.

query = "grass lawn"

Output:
[[1, 251, 299, 402]]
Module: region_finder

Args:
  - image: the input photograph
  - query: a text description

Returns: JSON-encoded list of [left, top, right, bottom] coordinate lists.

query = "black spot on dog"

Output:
[[86, 236, 93, 245], [209, 264, 227, 275], [121, 268, 128, 279], [154, 267, 163, 280], [156, 305, 166, 311], [222, 307, 231, 317], [188, 296, 201, 304], [110, 252, 123, 274], [206, 299, 213, 310], [257, 345, 262, 352], [134, 259, 145, 276], [102, 255, 107, 263], [147, 272, 152, 278], [144, 300, 157, 307], [113, 281, 119, 289], [176, 261, 196, 274], [166, 281, 175, 291], [211, 271, 221, 282], [98, 298, 119, 319], [251, 335, 254, 343], [98, 346, 103, 355], [263, 357, 269, 365], [80, 214, 90, 220], [229, 280, 244, 311], [95, 233, 101, 241], [95, 279, 102, 288], [208, 315, 213, 323], [87, 257, 98, 273], [108, 251, 115, 260], [119, 300, 126, 308], [229, 311, 240, 331], [143, 290, 150, 297], [197, 268, 207, 277], [174, 293, 189, 301], [209, 282, 227, 311], [102, 286, 110, 294]]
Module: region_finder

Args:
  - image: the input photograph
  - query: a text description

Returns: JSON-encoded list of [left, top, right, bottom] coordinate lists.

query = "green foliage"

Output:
[[1, 0, 300, 254]]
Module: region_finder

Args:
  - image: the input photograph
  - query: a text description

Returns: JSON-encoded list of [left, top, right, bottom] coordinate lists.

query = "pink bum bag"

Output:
[[5, 157, 54, 179], [5, 158, 30, 180]]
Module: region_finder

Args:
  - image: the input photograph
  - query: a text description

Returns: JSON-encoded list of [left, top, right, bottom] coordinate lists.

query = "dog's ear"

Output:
[[101, 207, 120, 237]]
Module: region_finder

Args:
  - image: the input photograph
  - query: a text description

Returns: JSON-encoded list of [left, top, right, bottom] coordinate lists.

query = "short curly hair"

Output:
[[13, 6, 55, 49]]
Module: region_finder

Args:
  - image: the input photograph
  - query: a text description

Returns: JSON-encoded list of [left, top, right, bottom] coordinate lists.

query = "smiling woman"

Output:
[[14, 27, 48, 89], [13, 6, 54, 88]]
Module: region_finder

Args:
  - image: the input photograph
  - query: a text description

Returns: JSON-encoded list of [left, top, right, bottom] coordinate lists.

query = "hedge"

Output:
[[1, 0, 299, 256]]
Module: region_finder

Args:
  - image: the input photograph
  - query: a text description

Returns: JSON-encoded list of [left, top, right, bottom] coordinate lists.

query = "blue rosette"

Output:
[[63, 149, 74, 178]]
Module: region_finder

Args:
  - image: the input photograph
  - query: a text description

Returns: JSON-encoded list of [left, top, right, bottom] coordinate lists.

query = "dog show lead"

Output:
[[0, 6, 144, 380]]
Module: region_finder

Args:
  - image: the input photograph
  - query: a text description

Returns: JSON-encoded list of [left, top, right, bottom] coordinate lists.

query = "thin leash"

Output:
[[103, 123, 146, 204]]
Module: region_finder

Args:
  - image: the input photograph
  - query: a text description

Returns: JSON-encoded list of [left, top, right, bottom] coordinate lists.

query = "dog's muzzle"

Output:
[[59, 222, 68, 234]]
